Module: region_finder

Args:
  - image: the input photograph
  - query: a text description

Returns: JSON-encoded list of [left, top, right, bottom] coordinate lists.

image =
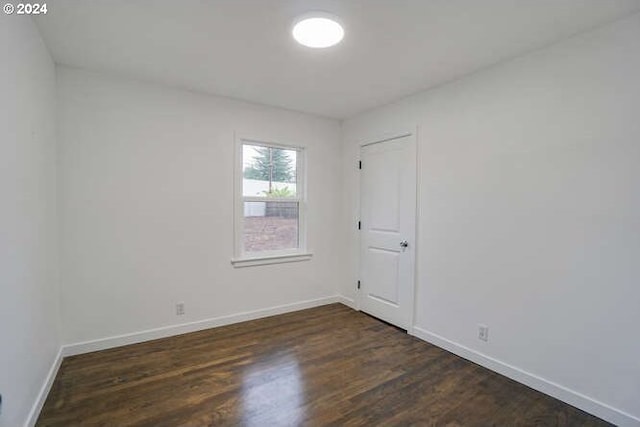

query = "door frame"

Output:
[[356, 127, 418, 334]]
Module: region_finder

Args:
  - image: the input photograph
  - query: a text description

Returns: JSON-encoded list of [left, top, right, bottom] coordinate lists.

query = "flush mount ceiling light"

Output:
[[292, 13, 344, 48]]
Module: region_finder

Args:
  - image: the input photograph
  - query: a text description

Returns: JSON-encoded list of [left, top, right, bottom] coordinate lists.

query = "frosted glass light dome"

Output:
[[292, 14, 344, 48]]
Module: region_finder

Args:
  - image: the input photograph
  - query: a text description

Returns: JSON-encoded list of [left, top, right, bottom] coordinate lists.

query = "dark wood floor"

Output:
[[37, 304, 609, 426]]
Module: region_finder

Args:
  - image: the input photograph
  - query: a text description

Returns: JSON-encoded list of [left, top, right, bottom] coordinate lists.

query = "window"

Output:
[[232, 138, 311, 267]]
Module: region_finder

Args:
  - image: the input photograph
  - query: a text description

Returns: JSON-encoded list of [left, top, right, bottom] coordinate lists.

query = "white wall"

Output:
[[243, 179, 297, 199], [243, 179, 297, 216], [342, 13, 640, 425], [57, 67, 344, 345], [0, 15, 60, 427]]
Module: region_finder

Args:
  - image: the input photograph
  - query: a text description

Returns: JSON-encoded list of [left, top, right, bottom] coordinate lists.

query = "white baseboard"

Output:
[[337, 294, 356, 309], [25, 346, 64, 427], [411, 326, 640, 427], [62, 295, 340, 357]]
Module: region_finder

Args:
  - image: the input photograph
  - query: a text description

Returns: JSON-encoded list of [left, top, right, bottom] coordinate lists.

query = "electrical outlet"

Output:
[[478, 324, 489, 342], [176, 302, 185, 316]]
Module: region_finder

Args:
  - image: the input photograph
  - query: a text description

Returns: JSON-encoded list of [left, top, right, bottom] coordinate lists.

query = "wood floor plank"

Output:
[[36, 304, 610, 426]]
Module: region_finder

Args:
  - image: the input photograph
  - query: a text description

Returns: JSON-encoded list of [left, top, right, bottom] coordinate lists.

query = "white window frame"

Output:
[[231, 135, 312, 267]]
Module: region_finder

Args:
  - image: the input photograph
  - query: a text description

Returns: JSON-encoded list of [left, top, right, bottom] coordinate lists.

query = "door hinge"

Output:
[[357, 280, 361, 290], [357, 221, 361, 230], [358, 160, 362, 170]]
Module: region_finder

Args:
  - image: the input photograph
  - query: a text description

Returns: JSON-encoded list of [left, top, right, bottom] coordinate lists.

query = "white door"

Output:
[[359, 134, 416, 330]]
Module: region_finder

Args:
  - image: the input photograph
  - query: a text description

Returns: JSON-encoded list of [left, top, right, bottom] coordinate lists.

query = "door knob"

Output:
[[400, 240, 409, 248]]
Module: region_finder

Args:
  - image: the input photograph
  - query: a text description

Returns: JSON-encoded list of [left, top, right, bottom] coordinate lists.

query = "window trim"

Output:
[[232, 134, 311, 267]]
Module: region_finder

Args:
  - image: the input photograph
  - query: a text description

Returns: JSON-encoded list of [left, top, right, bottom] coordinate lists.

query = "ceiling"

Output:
[[35, 0, 640, 119]]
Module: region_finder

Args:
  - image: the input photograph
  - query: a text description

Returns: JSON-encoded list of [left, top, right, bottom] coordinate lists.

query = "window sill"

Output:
[[231, 252, 313, 268]]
